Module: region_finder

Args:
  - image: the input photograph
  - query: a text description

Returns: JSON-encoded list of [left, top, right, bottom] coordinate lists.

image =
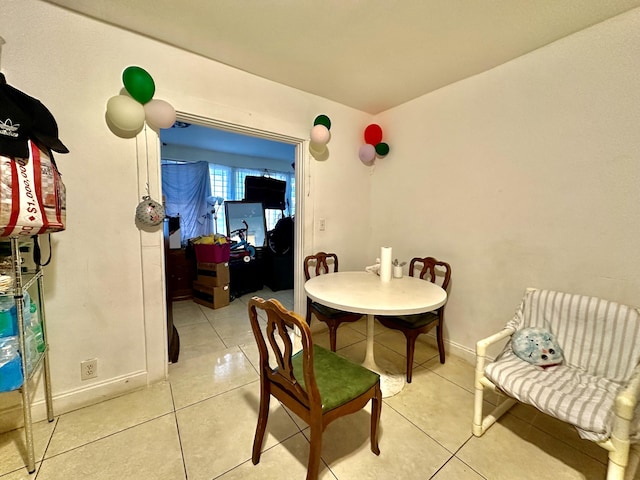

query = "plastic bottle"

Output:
[[0, 295, 17, 337], [21, 296, 45, 373], [22, 291, 31, 325], [29, 301, 44, 354], [23, 328, 38, 374], [0, 336, 23, 391]]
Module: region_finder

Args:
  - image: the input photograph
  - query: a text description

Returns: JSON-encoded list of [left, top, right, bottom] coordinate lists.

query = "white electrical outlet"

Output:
[[81, 359, 98, 380], [319, 218, 326, 231]]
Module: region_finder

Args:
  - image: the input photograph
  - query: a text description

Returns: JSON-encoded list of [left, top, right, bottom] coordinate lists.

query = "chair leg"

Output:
[[370, 383, 382, 455], [306, 421, 323, 480], [252, 381, 271, 465], [328, 322, 338, 352], [436, 323, 445, 364], [405, 332, 419, 383]]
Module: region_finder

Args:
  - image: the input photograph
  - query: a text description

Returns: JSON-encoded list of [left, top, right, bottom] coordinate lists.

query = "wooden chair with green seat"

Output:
[[248, 297, 382, 480], [303, 252, 362, 351], [375, 256, 451, 383]]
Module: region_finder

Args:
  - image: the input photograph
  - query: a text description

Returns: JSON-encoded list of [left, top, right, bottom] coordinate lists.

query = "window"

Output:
[[208, 164, 294, 235]]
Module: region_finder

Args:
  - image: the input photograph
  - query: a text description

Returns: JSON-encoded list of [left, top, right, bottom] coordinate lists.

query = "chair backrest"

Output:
[[409, 256, 451, 292], [248, 297, 321, 409], [303, 251, 339, 280], [506, 288, 640, 382]]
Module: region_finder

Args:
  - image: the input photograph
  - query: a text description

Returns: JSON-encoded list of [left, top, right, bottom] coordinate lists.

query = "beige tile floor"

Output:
[[0, 288, 625, 479]]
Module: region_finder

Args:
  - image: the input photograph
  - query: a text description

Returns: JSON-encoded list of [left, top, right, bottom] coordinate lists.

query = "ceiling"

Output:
[[160, 123, 296, 162], [44, 0, 640, 114]]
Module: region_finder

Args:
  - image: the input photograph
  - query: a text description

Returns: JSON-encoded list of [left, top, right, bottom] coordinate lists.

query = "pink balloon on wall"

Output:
[[310, 124, 331, 145], [144, 99, 176, 129], [358, 144, 376, 165]]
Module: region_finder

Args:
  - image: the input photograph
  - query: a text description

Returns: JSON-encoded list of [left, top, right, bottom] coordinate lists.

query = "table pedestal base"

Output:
[[362, 314, 406, 398]]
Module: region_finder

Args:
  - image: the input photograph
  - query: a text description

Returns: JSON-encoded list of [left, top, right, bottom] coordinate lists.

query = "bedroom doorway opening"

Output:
[[158, 113, 306, 363]]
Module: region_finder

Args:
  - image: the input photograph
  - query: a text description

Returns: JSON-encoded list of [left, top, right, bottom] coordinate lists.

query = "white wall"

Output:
[[373, 8, 640, 360], [0, 0, 373, 422]]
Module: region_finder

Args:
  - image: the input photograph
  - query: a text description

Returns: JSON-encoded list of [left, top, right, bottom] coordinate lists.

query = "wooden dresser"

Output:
[[166, 248, 196, 300]]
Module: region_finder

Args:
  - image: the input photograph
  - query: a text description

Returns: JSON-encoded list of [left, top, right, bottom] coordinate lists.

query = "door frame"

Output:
[[139, 111, 307, 381]]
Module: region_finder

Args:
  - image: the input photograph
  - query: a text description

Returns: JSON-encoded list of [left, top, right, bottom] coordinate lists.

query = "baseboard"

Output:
[[0, 370, 148, 434], [421, 332, 476, 365], [310, 319, 477, 366]]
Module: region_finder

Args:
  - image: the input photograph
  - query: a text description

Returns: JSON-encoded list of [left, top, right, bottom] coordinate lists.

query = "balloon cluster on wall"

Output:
[[358, 124, 390, 166], [309, 114, 331, 160], [105, 66, 177, 138]]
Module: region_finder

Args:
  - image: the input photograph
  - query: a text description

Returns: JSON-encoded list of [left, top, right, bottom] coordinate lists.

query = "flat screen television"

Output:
[[244, 176, 286, 210], [225, 201, 267, 248]]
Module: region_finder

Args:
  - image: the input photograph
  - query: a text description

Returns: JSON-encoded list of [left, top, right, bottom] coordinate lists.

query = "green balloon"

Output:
[[122, 66, 155, 104], [375, 142, 390, 156], [313, 114, 331, 130]]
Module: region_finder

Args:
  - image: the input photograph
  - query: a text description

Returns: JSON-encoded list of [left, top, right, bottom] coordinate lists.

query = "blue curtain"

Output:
[[161, 161, 212, 244]]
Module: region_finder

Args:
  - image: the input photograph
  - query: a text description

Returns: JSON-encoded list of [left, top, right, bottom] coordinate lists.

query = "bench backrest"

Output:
[[507, 289, 640, 382]]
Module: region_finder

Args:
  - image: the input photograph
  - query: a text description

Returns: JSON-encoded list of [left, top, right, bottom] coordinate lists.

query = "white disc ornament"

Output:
[[135, 196, 165, 226]]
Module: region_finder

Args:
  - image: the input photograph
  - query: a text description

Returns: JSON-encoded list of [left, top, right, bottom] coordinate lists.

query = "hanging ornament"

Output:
[[135, 195, 165, 226], [134, 125, 165, 229]]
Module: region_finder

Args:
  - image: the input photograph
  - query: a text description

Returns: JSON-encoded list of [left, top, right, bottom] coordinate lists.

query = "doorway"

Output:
[[157, 114, 306, 361]]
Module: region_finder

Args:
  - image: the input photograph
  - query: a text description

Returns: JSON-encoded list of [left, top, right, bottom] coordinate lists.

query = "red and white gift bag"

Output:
[[0, 141, 66, 237]]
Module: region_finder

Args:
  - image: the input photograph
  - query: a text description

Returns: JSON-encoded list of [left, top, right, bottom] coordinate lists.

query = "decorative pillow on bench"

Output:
[[511, 327, 564, 368]]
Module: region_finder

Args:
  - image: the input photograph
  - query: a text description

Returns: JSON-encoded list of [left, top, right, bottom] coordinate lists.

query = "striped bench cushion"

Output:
[[485, 351, 621, 441], [486, 288, 640, 441]]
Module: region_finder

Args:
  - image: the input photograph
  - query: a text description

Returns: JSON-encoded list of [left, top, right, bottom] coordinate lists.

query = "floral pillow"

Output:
[[511, 327, 564, 368]]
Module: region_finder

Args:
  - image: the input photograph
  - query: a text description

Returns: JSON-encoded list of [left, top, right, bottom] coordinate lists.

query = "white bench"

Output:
[[473, 288, 640, 480]]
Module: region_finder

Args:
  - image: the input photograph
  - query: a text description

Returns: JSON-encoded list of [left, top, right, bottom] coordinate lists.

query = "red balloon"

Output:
[[364, 124, 383, 145]]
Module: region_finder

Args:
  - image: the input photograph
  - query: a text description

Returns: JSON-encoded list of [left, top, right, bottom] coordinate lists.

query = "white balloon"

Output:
[[358, 144, 376, 165], [106, 95, 145, 132], [310, 124, 330, 145], [144, 98, 177, 129], [309, 141, 327, 155]]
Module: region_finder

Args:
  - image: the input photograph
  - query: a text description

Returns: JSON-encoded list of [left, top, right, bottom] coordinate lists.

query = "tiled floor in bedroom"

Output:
[[0, 288, 623, 479]]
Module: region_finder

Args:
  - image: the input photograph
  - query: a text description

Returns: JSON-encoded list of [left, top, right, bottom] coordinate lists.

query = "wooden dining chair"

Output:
[[303, 252, 362, 351], [248, 297, 382, 480], [375, 256, 451, 383]]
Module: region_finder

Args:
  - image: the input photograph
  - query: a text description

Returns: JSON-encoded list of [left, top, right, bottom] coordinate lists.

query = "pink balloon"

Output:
[[310, 124, 330, 145], [144, 99, 176, 129], [358, 144, 376, 165]]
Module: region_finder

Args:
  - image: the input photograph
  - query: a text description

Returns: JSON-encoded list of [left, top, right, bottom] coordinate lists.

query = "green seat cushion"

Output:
[[311, 301, 357, 319], [379, 311, 439, 329], [292, 345, 379, 412]]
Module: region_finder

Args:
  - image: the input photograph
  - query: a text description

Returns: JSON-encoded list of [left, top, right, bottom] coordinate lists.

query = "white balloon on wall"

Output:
[[309, 141, 327, 155], [106, 95, 145, 132], [144, 98, 176, 129]]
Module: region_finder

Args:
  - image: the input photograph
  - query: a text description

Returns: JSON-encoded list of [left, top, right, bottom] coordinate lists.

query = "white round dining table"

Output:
[[304, 271, 447, 397]]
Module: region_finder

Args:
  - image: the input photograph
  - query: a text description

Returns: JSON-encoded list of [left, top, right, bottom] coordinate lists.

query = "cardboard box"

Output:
[[192, 281, 230, 309], [194, 243, 231, 263], [196, 262, 230, 287]]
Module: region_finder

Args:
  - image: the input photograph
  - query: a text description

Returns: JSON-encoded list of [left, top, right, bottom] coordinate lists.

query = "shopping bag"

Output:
[[0, 141, 66, 237]]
